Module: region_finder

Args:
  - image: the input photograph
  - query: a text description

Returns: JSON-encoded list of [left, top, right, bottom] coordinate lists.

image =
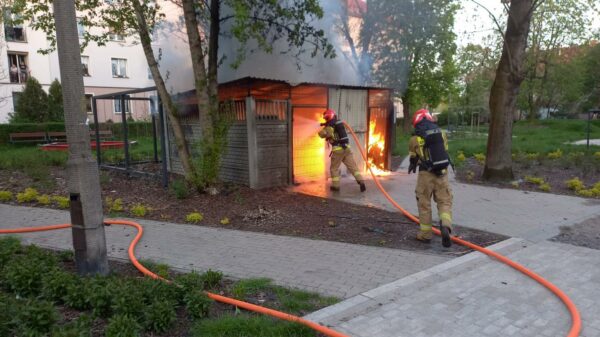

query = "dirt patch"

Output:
[[455, 157, 600, 198], [1, 167, 507, 257], [550, 215, 600, 250]]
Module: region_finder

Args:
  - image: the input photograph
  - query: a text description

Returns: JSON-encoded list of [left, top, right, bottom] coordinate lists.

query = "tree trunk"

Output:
[[207, 0, 220, 123], [181, 0, 212, 139], [483, 0, 535, 182], [132, 0, 195, 179], [53, 0, 108, 275]]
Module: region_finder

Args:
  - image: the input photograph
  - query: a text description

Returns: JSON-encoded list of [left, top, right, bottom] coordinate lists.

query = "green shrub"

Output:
[[524, 176, 545, 185], [144, 300, 177, 333], [16, 187, 39, 203], [539, 183, 551, 192], [547, 149, 563, 159], [456, 151, 466, 162], [50, 314, 92, 337], [139, 278, 182, 305], [10, 77, 49, 123], [0, 190, 13, 202], [87, 277, 114, 317], [565, 177, 585, 191], [473, 153, 485, 164], [0, 292, 18, 336], [130, 203, 150, 217], [2, 255, 51, 297], [185, 212, 204, 224], [64, 281, 91, 310], [41, 269, 76, 304], [202, 269, 223, 290], [14, 299, 59, 336], [525, 152, 539, 160], [184, 291, 211, 320], [0, 236, 22, 267], [105, 314, 141, 337], [175, 271, 205, 293], [192, 315, 314, 337], [170, 179, 190, 199], [53, 196, 70, 209], [111, 280, 146, 320], [105, 197, 124, 213]]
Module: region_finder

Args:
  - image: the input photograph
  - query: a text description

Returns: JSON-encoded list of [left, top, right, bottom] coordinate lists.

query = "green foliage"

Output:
[[473, 153, 486, 164], [185, 212, 204, 224], [525, 176, 545, 185], [0, 236, 22, 267], [63, 281, 91, 311], [47, 79, 64, 122], [53, 196, 70, 209], [175, 271, 204, 293], [139, 259, 170, 279], [184, 291, 211, 320], [10, 77, 49, 123], [201, 270, 223, 290], [86, 276, 114, 317], [14, 299, 59, 336], [565, 177, 585, 191], [139, 278, 182, 305], [37, 194, 51, 205], [105, 314, 141, 337], [50, 314, 92, 337], [130, 203, 150, 217], [539, 183, 552, 192], [0, 122, 65, 145], [192, 315, 315, 337], [0, 292, 18, 336], [170, 179, 189, 199], [547, 149, 563, 159], [110, 279, 146, 320], [41, 269, 76, 303], [1, 246, 58, 297], [0, 190, 13, 202], [191, 116, 230, 190], [16, 187, 39, 203], [105, 197, 124, 213], [143, 300, 177, 333]]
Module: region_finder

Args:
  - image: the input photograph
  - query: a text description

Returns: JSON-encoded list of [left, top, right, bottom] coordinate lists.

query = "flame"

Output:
[[367, 118, 389, 176], [292, 109, 327, 183]]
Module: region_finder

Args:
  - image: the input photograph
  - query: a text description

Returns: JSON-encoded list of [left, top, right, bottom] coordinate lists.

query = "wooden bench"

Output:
[[9, 132, 48, 144], [46, 130, 114, 142]]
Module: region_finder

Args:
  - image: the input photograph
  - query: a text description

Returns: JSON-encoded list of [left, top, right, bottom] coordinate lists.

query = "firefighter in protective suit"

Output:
[[318, 109, 366, 192], [408, 109, 453, 248]]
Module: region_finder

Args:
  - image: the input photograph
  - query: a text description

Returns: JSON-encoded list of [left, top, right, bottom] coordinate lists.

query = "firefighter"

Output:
[[318, 109, 366, 192], [407, 109, 453, 248]]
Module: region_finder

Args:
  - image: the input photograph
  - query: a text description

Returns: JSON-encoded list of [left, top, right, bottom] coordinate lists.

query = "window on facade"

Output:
[[8, 53, 29, 84], [114, 96, 131, 114], [77, 18, 85, 38], [111, 58, 127, 78], [12, 92, 22, 110], [108, 27, 125, 41], [3, 8, 26, 42], [81, 56, 90, 76], [85, 94, 94, 114]]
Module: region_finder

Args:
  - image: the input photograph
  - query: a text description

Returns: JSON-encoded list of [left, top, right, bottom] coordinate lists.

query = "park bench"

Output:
[[46, 130, 114, 142], [9, 132, 48, 144]]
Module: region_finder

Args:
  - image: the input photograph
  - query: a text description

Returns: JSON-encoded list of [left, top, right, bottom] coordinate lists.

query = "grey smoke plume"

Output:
[[217, 1, 361, 86]]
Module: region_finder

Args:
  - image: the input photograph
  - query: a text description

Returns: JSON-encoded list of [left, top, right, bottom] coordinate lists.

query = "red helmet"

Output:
[[323, 108, 336, 121], [412, 109, 434, 127]]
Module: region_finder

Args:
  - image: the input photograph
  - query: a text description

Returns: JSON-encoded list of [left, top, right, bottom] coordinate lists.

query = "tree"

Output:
[[53, 0, 109, 275], [339, 0, 459, 132], [10, 77, 48, 123], [47, 79, 64, 122]]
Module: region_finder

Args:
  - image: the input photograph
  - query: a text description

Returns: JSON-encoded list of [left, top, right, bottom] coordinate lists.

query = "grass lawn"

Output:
[[0, 237, 338, 337]]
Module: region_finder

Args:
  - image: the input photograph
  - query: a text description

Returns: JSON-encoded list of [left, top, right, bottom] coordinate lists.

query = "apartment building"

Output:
[[0, 7, 156, 123]]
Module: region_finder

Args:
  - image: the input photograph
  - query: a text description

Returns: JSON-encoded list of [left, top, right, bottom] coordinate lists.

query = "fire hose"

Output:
[[343, 121, 581, 337], [0, 126, 582, 337]]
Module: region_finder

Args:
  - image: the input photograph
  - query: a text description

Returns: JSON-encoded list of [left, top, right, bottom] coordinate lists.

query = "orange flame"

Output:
[[368, 119, 389, 176]]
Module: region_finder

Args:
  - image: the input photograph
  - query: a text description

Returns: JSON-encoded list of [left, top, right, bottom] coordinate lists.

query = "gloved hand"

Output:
[[408, 157, 418, 174]]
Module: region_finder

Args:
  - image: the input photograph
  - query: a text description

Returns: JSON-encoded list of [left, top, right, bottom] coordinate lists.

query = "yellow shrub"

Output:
[[130, 203, 150, 217], [36, 195, 51, 205], [16, 188, 39, 203], [466, 171, 475, 181], [0, 191, 13, 202], [525, 153, 539, 160], [220, 217, 230, 225], [186, 212, 204, 224], [594, 152, 600, 160], [547, 149, 563, 159], [456, 151, 466, 162], [539, 183, 551, 192], [525, 176, 545, 185], [105, 197, 124, 212], [576, 189, 595, 197], [565, 177, 585, 191], [511, 181, 520, 188], [52, 196, 70, 209], [473, 153, 485, 164]]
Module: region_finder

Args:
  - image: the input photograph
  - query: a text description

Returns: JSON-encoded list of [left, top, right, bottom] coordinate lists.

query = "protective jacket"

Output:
[[318, 117, 350, 152], [409, 120, 450, 175]]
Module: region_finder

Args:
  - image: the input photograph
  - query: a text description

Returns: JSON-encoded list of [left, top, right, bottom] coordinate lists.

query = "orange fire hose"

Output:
[[0, 220, 348, 337], [343, 121, 581, 337]]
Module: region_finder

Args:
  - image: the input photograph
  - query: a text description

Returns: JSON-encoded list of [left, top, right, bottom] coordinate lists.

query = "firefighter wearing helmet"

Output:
[[318, 109, 366, 192], [408, 109, 454, 247]]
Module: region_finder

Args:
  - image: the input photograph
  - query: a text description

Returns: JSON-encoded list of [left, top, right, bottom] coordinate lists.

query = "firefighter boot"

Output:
[[358, 181, 366, 192], [440, 222, 452, 248], [330, 185, 340, 192], [416, 224, 432, 243]]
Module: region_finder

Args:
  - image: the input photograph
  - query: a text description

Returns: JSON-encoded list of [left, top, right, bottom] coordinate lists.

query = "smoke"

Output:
[[217, 1, 362, 86]]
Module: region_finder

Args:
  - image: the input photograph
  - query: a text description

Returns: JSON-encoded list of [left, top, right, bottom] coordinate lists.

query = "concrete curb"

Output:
[[304, 237, 528, 324]]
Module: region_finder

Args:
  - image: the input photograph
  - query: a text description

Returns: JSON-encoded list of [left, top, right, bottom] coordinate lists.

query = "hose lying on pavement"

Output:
[[343, 121, 581, 337], [0, 221, 349, 337]]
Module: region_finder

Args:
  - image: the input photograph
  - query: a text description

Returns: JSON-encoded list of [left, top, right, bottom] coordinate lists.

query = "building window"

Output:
[[111, 58, 127, 78], [149, 95, 158, 115], [85, 94, 94, 114], [77, 18, 85, 38], [12, 92, 22, 110], [114, 96, 131, 114], [3, 8, 26, 42], [8, 53, 29, 83], [81, 56, 90, 76], [108, 27, 125, 41]]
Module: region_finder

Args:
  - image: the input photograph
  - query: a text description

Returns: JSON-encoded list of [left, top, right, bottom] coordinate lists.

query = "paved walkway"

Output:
[[306, 236, 600, 337], [0, 204, 448, 298], [291, 165, 600, 242]]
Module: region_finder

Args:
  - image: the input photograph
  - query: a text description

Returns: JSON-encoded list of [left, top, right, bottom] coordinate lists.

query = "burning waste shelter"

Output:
[[165, 77, 394, 189]]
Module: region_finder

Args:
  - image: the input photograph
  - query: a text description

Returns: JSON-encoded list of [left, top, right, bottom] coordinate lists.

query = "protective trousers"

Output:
[[415, 170, 453, 237], [330, 147, 363, 188]]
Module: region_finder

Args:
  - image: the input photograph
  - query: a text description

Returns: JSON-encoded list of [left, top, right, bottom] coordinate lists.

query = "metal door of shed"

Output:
[[328, 88, 368, 172]]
